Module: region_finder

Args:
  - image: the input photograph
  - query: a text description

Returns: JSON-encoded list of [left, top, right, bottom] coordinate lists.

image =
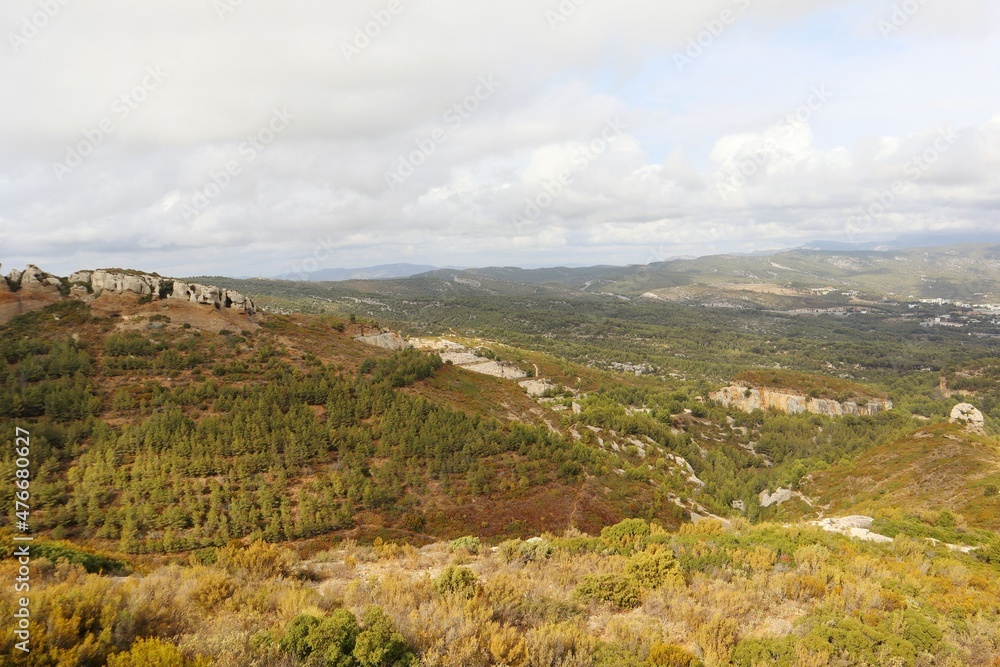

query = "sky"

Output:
[[0, 0, 998, 278]]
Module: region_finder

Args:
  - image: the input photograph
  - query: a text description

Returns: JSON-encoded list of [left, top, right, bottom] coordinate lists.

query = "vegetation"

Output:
[[2, 247, 1000, 663]]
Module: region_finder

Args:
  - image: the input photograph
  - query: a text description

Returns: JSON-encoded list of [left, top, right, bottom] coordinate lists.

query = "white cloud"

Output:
[[1, 0, 999, 275]]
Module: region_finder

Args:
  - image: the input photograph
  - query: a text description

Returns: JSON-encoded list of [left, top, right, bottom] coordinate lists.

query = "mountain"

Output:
[[275, 263, 440, 282], [3, 259, 1000, 666]]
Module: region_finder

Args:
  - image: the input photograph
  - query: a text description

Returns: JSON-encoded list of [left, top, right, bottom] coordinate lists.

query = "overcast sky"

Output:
[[1, 0, 998, 277]]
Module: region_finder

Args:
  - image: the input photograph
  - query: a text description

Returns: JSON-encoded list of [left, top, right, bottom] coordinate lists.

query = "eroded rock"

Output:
[[950, 403, 985, 435], [711, 385, 892, 417]]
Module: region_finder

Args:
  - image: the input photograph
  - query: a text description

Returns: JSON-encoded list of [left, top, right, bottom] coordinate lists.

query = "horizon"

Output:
[[3, 1, 999, 276]]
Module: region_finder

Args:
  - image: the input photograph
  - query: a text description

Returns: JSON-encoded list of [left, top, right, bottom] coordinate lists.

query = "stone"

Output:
[[19, 265, 61, 293], [759, 487, 794, 508], [68, 271, 92, 285], [950, 403, 985, 435], [355, 332, 411, 351], [68, 269, 256, 315], [710, 385, 893, 417]]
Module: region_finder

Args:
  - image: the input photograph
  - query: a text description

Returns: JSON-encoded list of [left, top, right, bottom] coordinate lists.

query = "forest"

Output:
[[0, 282, 998, 665]]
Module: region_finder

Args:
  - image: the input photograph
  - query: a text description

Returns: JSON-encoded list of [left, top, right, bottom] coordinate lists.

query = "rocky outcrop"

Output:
[[950, 403, 985, 435], [811, 516, 893, 544], [711, 385, 892, 417], [169, 281, 255, 314], [90, 270, 163, 297], [759, 488, 794, 508], [1, 264, 256, 315], [14, 265, 62, 294], [355, 331, 411, 351]]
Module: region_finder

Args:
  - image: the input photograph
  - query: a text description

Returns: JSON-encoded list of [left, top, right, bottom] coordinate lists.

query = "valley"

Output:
[[1, 246, 999, 666]]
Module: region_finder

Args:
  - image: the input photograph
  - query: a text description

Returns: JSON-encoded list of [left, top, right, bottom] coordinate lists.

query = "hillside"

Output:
[[804, 424, 1000, 536], [2, 262, 1000, 666]]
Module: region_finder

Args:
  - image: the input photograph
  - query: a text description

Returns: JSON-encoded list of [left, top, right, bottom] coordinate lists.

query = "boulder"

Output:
[[950, 403, 986, 435], [68, 271, 93, 286], [19, 265, 61, 293], [759, 488, 794, 508]]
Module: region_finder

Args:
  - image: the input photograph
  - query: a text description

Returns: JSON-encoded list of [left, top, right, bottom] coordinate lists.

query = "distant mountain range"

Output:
[[275, 263, 441, 282], [799, 231, 1000, 252], [270, 233, 997, 283]]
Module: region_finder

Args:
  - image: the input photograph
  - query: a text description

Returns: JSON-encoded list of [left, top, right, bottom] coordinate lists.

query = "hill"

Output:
[[804, 424, 1000, 537], [2, 261, 1000, 665]]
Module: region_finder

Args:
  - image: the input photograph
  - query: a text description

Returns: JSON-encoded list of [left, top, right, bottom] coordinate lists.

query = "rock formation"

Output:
[[13, 265, 62, 294], [711, 385, 892, 417], [950, 403, 986, 435], [1, 265, 256, 315], [355, 331, 411, 351], [759, 488, 794, 508]]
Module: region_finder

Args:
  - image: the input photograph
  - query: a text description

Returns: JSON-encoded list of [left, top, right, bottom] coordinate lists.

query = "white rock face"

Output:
[[4, 265, 258, 315], [812, 516, 894, 543], [950, 403, 985, 435], [18, 265, 62, 293], [711, 385, 893, 417], [759, 488, 794, 508], [355, 332, 411, 351]]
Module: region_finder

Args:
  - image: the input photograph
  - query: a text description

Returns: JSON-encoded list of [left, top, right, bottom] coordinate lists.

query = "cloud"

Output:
[[1, 0, 999, 275]]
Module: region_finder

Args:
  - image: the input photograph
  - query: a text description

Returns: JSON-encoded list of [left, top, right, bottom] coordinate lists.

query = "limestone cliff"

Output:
[[3, 265, 256, 316], [711, 384, 892, 417]]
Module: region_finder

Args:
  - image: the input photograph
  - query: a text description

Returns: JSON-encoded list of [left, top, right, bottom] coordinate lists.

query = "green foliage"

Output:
[[448, 535, 481, 554], [499, 538, 553, 564], [282, 614, 321, 660], [434, 565, 478, 598], [282, 607, 414, 667], [353, 606, 416, 667], [104, 333, 158, 357], [601, 518, 651, 553], [626, 546, 682, 590], [646, 643, 701, 667], [26, 542, 126, 574], [107, 638, 208, 667], [307, 609, 360, 667], [359, 349, 442, 387], [574, 573, 642, 610]]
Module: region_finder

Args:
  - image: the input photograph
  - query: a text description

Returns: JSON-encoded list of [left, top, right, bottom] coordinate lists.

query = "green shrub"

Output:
[[353, 606, 416, 667], [574, 573, 642, 610], [448, 535, 481, 554], [499, 538, 552, 564], [646, 643, 701, 667], [308, 609, 360, 666], [601, 518, 651, 553], [281, 615, 320, 660], [434, 565, 478, 598], [626, 546, 682, 590]]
